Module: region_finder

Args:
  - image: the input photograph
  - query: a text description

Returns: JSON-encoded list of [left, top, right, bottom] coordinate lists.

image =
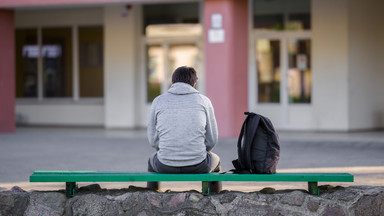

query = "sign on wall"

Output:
[[211, 13, 223, 28], [208, 13, 225, 43], [297, 54, 307, 71]]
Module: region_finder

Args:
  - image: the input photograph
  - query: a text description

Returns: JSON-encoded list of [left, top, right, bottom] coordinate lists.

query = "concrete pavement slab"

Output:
[[0, 127, 383, 192]]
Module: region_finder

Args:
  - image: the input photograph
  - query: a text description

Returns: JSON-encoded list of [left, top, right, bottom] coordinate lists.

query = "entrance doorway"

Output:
[[249, 0, 312, 129], [249, 31, 312, 129], [141, 37, 203, 127], [138, 2, 203, 127]]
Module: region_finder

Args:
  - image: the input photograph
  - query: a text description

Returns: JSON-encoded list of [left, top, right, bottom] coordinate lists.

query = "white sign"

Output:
[[211, 14, 223, 29], [208, 29, 225, 43], [297, 54, 307, 71]]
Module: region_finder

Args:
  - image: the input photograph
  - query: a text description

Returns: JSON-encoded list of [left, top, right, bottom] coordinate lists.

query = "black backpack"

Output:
[[232, 112, 280, 174]]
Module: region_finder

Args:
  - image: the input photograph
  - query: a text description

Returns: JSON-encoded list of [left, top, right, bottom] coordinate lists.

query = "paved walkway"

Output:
[[0, 127, 383, 192]]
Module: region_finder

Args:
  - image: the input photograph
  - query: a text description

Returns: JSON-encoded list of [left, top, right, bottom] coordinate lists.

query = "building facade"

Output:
[[0, 0, 383, 137]]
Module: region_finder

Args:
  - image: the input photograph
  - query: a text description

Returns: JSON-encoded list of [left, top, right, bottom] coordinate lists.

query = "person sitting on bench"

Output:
[[147, 66, 222, 193]]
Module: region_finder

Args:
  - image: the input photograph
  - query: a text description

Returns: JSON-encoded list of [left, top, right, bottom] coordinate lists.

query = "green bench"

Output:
[[30, 171, 353, 197]]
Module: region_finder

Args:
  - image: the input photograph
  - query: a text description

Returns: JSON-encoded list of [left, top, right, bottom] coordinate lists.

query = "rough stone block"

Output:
[[24, 192, 66, 216], [354, 193, 384, 216], [306, 198, 320, 212], [0, 192, 29, 216], [281, 191, 306, 207], [321, 205, 346, 216], [69, 194, 122, 216]]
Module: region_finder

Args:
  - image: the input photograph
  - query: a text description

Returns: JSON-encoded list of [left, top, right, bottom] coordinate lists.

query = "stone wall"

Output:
[[0, 185, 383, 216]]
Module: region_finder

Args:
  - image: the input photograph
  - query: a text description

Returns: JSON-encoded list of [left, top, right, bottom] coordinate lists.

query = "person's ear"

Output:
[[193, 82, 197, 87]]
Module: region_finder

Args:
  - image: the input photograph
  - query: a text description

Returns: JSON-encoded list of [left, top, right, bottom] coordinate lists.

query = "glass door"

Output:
[[255, 39, 281, 103], [287, 39, 311, 103], [251, 31, 311, 128], [146, 42, 201, 102]]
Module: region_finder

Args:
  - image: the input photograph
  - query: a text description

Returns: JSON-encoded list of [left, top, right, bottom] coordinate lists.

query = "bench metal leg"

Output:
[[66, 182, 78, 197], [308, 182, 319, 195], [202, 181, 209, 195]]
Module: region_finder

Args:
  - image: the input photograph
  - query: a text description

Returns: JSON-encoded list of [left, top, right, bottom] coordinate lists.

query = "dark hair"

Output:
[[171, 66, 198, 86]]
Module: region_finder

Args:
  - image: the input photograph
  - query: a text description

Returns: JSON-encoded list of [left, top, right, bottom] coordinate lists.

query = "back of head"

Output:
[[172, 66, 198, 86]]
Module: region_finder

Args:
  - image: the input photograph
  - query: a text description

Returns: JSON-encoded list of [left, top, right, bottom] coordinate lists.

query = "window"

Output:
[[42, 28, 73, 97], [79, 27, 104, 97], [256, 39, 280, 103], [288, 13, 311, 30], [253, 0, 311, 31], [15, 26, 104, 99], [16, 29, 38, 98], [143, 3, 199, 34], [146, 45, 163, 102], [288, 39, 311, 103], [254, 14, 284, 30]]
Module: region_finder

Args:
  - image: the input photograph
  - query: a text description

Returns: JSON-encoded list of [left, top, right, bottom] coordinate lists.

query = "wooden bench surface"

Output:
[[30, 170, 354, 183]]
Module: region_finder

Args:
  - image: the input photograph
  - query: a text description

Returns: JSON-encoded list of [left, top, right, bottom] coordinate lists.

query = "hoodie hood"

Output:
[[168, 82, 199, 95]]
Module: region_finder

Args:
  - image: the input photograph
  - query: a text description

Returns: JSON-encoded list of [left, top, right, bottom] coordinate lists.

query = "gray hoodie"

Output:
[[147, 82, 218, 167]]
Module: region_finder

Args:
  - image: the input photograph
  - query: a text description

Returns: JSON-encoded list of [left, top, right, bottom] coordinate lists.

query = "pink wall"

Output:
[[204, 0, 248, 138], [0, 10, 15, 132]]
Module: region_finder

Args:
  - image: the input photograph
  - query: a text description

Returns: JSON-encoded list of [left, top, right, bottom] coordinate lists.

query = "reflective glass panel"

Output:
[[42, 28, 72, 97], [288, 39, 311, 103], [288, 13, 311, 30], [256, 39, 280, 103], [168, 44, 199, 87], [15, 29, 38, 98], [79, 26, 104, 97], [253, 0, 310, 30], [254, 14, 284, 30], [146, 24, 202, 38], [147, 45, 164, 102], [143, 2, 199, 34]]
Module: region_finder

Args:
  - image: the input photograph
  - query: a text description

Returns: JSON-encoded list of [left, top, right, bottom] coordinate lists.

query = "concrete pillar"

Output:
[[313, 0, 384, 131], [312, 0, 349, 130], [348, 0, 384, 130], [0, 10, 15, 132], [104, 5, 139, 128], [204, 0, 248, 137]]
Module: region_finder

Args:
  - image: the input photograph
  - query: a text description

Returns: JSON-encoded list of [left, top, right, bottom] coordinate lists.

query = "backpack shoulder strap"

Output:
[[243, 113, 261, 171], [235, 112, 260, 172], [235, 114, 249, 170]]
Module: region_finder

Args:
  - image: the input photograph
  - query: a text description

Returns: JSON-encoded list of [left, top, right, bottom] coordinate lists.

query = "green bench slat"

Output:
[[30, 171, 354, 183]]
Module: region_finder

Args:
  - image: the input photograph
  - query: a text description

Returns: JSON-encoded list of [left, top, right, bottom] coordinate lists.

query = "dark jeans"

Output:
[[147, 152, 222, 193]]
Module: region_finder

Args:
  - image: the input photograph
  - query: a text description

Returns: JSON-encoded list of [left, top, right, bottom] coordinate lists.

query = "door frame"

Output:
[[248, 30, 312, 129], [138, 35, 204, 127]]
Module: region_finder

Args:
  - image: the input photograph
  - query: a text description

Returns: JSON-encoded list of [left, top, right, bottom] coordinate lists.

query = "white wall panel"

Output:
[[312, 0, 349, 130], [16, 104, 104, 126], [348, 0, 384, 130]]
